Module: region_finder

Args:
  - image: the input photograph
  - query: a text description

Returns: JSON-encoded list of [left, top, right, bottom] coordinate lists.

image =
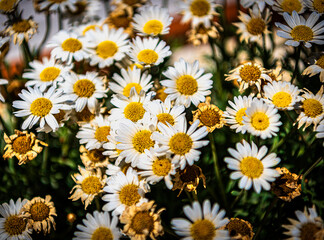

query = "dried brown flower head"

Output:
[[80, 145, 111, 170], [224, 218, 254, 240], [5, 19, 38, 45], [104, 7, 133, 36], [187, 22, 221, 46]]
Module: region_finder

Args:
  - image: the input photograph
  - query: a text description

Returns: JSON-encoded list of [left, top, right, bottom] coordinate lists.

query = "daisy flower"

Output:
[[0, 78, 8, 102], [128, 37, 172, 67], [240, 0, 274, 11], [103, 130, 125, 166], [39, 0, 77, 12], [115, 112, 157, 167], [275, 11, 324, 48], [5, 19, 37, 45], [0, 198, 32, 240], [60, 71, 108, 113], [263, 81, 302, 110], [13, 86, 71, 131], [73, 211, 121, 240], [171, 200, 229, 240], [133, 5, 173, 36], [283, 206, 324, 239], [302, 54, 324, 82], [305, 0, 324, 15], [161, 58, 213, 107], [145, 97, 186, 128], [85, 24, 130, 68], [225, 62, 271, 93], [152, 118, 209, 170], [242, 98, 282, 139], [76, 115, 112, 150], [234, 6, 271, 43], [272, 0, 306, 15], [47, 30, 91, 65], [79, 145, 111, 170], [102, 167, 149, 216], [180, 0, 218, 28], [23, 57, 73, 92], [224, 95, 254, 134], [296, 86, 324, 130], [137, 148, 177, 189], [36, 109, 71, 133], [224, 140, 281, 193], [109, 66, 153, 97], [69, 166, 106, 209]]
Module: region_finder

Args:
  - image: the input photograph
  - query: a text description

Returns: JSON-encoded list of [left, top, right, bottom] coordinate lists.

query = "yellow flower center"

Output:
[[12, 20, 31, 33], [235, 108, 247, 125], [199, 108, 221, 127], [91, 227, 113, 240], [316, 55, 324, 69], [299, 222, 322, 240], [281, 0, 302, 14], [132, 130, 154, 153], [303, 99, 323, 118], [73, 79, 96, 98], [39, 67, 61, 82], [137, 49, 158, 65], [123, 83, 142, 97], [169, 133, 193, 155], [190, 0, 211, 17], [30, 202, 50, 221], [291, 25, 313, 42], [87, 149, 106, 163], [129, 63, 144, 70], [30, 98, 53, 117], [143, 19, 164, 35], [124, 102, 145, 122], [12, 135, 32, 154], [272, 92, 292, 108], [130, 211, 154, 234], [240, 156, 264, 178], [246, 18, 266, 36], [152, 158, 172, 176], [4, 215, 26, 236], [119, 184, 141, 206], [190, 219, 216, 240], [75, 107, 95, 122], [94, 126, 110, 142], [239, 65, 261, 83], [313, 0, 324, 13], [157, 113, 175, 126], [176, 75, 198, 95], [61, 38, 82, 52], [0, 0, 17, 12], [251, 112, 270, 130], [82, 24, 99, 35], [81, 176, 102, 195], [96, 40, 118, 59]]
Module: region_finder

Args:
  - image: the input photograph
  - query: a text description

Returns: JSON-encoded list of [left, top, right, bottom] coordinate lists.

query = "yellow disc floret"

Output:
[[96, 40, 118, 59], [303, 99, 323, 118], [190, 0, 211, 17], [176, 75, 198, 95], [30, 202, 50, 221], [119, 184, 141, 206], [251, 112, 270, 131], [73, 79, 96, 98], [12, 136, 31, 154], [4, 215, 26, 236], [30, 98, 53, 117], [157, 113, 175, 126], [316, 55, 324, 69], [246, 18, 266, 36], [239, 65, 261, 83], [132, 130, 154, 153], [94, 126, 110, 142], [291, 25, 313, 42], [124, 102, 145, 122], [61, 38, 82, 52], [190, 219, 216, 240], [0, 0, 18, 12], [143, 20, 163, 35], [235, 108, 247, 125], [199, 108, 221, 127], [123, 83, 142, 97], [313, 0, 324, 13], [169, 133, 193, 155], [12, 20, 31, 33], [240, 156, 264, 178], [281, 0, 302, 14], [39, 67, 61, 82], [152, 158, 172, 176], [81, 176, 102, 195], [130, 211, 154, 234], [272, 92, 292, 108], [137, 49, 158, 65], [91, 227, 113, 240]]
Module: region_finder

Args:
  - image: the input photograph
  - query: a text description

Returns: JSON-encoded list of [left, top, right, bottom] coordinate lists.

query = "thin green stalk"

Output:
[[192, 191, 198, 201], [0, 115, 9, 136], [270, 125, 297, 152], [22, 39, 33, 63], [284, 111, 308, 147], [37, 12, 51, 56], [230, 189, 244, 210], [262, 33, 269, 68], [291, 46, 301, 83], [301, 157, 323, 191], [41, 134, 49, 175], [255, 198, 278, 239], [58, 8, 63, 30], [185, 191, 193, 203]]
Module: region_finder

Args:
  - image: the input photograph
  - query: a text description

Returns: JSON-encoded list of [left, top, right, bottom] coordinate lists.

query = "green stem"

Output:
[[95, 197, 101, 211], [58, 8, 63, 30], [41, 134, 49, 175], [0, 115, 9, 136], [291, 46, 301, 83], [270, 124, 297, 152], [230, 189, 244, 210], [262, 34, 269, 68], [185, 191, 193, 203], [284, 111, 308, 147], [255, 198, 278, 239], [37, 12, 51, 56], [22, 39, 33, 63], [192, 191, 198, 201], [301, 157, 323, 191]]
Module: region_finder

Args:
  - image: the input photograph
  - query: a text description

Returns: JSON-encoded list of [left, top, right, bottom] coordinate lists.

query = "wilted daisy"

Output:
[[39, 0, 77, 12], [275, 11, 324, 48], [296, 86, 324, 130], [21, 195, 56, 234], [224, 140, 280, 193], [85, 24, 130, 68], [161, 58, 213, 107], [120, 201, 164, 240], [225, 62, 271, 93], [109, 66, 153, 97], [0, 198, 32, 240], [104, 6, 134, 35], [13, 86, 71, 131], [180, 0, 218, 28], [240, 0, 274, 11], [0, 0, 20, 13], [69, 166, 106, 209], [303, 54, 324, 82], [47, 30, 91, 64], [80, 145, 110, 170], [5, 19, 37, 45], [305, 0, 324, 14], [187, 22, 221, 46], [133, 5, 173, 36], [60, 71, 107, 113], [171, 200, 229, 240], [243, 98, 282, 139], [224, 218, 254, 240], [112, 0, 147, 15], [283, 206, 324, 240], [263, 81, 302, 110], [224, 95, 254, 134], [128, 37, 172, 67], [272, 0, 306, 15], [0, 78, 8, 102], [3, 130, 48, 165], [234, 6, 271, 43], [76, 115, 112, 150], [73, 211, 121, 240], [102, 167, 149, 216], [152, 118, 209, 170], [23, 57, 73, 92]]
